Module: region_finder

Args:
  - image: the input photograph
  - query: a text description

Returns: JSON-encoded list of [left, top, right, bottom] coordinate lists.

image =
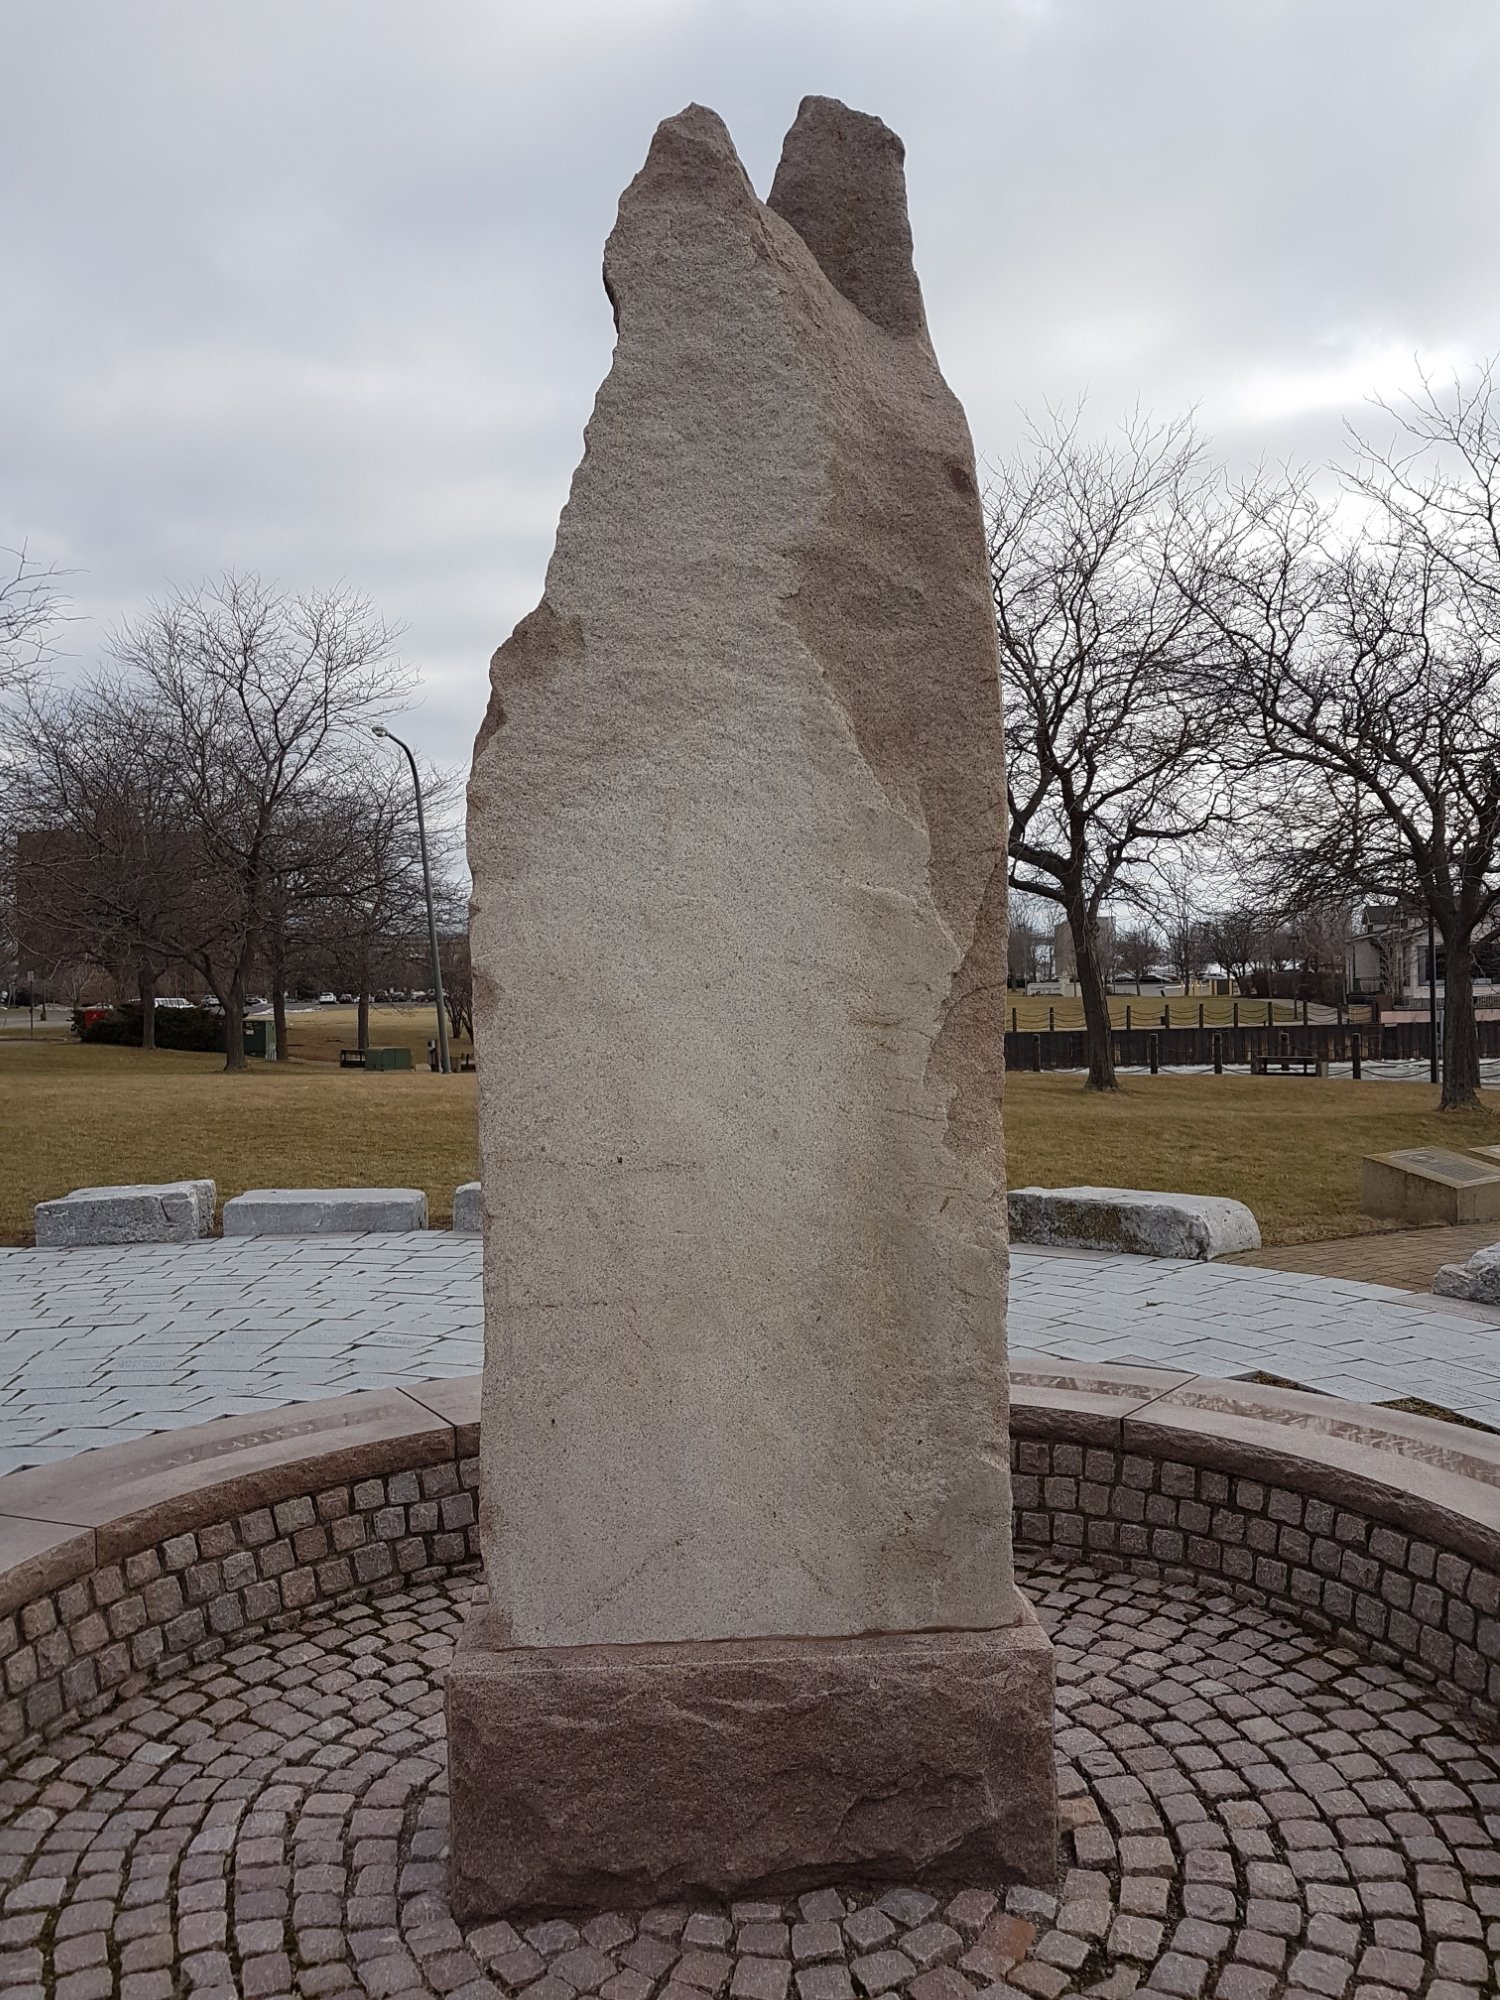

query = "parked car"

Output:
[[154, 996, 192, 1009], [318, 993, 337, 1005]]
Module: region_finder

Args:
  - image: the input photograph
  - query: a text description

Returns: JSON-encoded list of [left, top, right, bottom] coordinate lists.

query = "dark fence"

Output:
[[1003, 1018, 1500, 1073]]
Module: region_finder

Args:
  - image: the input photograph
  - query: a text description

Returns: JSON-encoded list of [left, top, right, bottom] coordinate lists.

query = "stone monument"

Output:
[[451, 94, 1056, 1916]]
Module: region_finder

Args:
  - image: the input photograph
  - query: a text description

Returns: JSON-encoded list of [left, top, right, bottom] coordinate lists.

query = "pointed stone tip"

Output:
[[768, 96, 927, 338], [606, 102, 758, 332], [632, 101, 752, 203]]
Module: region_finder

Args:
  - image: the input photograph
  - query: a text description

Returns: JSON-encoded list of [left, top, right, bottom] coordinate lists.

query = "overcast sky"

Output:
[[5, 0, 1499, 777]]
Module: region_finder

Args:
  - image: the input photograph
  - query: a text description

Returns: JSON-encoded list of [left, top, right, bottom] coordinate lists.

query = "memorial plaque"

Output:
[[1381, 1147, 1500, 1186], [1362, 1148, 1500, 1224]]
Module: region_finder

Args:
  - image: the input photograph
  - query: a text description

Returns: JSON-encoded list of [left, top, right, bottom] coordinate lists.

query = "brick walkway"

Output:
[[2, 1554, 1495, 1999], [7, 1235, 1500, 1474], [1233, 1224, 1500, 1295]]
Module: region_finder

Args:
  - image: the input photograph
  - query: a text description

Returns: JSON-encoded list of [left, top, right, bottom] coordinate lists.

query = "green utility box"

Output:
[[243, 1018, 277, 1060], [364, 1045, 413, 1072]]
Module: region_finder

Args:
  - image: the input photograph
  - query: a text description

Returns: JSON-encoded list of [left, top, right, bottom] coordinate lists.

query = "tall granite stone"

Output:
[[451, 94, 1055, 1916]]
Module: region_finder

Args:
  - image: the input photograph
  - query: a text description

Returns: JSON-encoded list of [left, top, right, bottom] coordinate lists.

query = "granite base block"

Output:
[[446, 1597, 1057, 1918]]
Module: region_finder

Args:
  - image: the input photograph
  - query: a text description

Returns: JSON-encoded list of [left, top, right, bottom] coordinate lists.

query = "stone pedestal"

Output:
[[455, 92, 1056, 1913], [447, 1597, 1056, 1919]]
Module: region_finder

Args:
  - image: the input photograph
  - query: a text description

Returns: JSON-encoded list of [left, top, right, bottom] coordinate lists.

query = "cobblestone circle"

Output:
[[0, 1554, 1497, 1999]]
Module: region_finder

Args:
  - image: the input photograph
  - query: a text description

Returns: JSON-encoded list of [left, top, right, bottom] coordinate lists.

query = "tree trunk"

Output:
[[1068, 899, 1117, 1091], [138, 966, 156, 1051], [357, 976, 371, 1054], [1441, 929, 1482, 1111], [271, 933, 289, 1062], [222, 976, 247, 1073]]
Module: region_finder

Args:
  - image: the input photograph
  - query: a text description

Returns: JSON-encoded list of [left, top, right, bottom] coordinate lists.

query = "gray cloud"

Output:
[[4, 0, 1498, 771]]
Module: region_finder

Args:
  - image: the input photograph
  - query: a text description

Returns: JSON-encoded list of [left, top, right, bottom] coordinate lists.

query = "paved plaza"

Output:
[[2, 1554, 1496, 1999], [0, 1236, 483, 1474], [2, 1233, 1500, 1473]]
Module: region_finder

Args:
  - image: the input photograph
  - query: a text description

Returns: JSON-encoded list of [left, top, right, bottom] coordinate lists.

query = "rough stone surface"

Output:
[[1, 1556, 1497, 1997], [467, 95, 1015, 1650], [221, 1187, 428, 1236], [452, 1181, 483, 1233], [33, 1179, 215, 1248], [1007, 1187, 1261, 1260], [447, 1600, 1058, 1915], [1433, 1240, 1500, 1303]]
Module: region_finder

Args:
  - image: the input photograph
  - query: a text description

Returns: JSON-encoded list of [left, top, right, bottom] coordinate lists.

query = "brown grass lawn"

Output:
[[2, 1013, 1495, 1247], [1, 1009, 480, 1241], [1004, 1072, 1500, 1244]]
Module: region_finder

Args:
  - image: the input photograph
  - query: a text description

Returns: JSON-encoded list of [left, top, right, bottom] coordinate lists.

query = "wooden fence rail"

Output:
[[1002, 1018, 1500, 1072]]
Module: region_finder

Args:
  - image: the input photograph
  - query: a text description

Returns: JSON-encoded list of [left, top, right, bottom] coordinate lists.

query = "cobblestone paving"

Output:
[[1, 1556, 1498, 1998], [5, 1237, 1500, 1474]]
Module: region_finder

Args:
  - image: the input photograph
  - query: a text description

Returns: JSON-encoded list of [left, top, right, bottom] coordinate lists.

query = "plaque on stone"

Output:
[[1362, 1148, 1500, 1225]]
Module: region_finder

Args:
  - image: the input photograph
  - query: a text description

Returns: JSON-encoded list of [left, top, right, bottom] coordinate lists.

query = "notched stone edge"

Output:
[[474, 601, 585, 762]]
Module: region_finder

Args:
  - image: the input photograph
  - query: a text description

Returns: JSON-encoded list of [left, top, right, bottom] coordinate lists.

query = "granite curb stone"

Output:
[[1009, 1185, 1262, 1260], [452, 1182, 483, 1233], [33, 1178, 216, 1247], [221, 1186, 429, 1235]]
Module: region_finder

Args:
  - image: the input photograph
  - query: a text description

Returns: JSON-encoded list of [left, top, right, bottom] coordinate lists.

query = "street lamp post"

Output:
[[373, 725, 451, 1075]]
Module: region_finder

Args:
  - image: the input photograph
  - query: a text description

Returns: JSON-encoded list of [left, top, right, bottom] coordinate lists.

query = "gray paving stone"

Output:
[[6, 1231, 1500, 1476]]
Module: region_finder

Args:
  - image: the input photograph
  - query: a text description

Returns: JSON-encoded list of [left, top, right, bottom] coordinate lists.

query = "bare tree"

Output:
[[5, 676, 192, 1045], [988, 409, 1228, 1089], [114, 575, 410, 1069], [440, 930, 474, 1047], [1114, 919, 1162, 994], [1005, 886, 1052, 987], [0, 547, 69, 698], [299, 754, 439, 1052], [1145, 853, 1210, 993], [1199, 900, 1262, 996], [1193, 374, 1500, 1107]]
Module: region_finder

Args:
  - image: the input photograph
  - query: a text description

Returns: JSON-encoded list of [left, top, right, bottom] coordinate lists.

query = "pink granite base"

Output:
[[445, 1596, 1058, 1919]]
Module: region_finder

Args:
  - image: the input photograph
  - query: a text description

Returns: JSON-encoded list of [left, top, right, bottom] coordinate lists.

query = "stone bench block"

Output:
[[34, 1179, 216, 1248], [1008, 1185, 1261, 1261], [452, 1182, 482, 1233], [221, 1188, 428, 1237]]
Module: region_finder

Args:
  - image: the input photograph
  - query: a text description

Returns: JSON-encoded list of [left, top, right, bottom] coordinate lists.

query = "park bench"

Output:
[[1250, 1053, 1328, 1078], [338, 1048, 364, 1068]]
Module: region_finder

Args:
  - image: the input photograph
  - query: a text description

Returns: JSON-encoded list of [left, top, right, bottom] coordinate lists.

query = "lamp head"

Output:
[[372, 724, 389, 739]]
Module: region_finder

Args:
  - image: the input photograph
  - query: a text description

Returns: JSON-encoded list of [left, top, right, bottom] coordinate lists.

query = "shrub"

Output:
[[79, 1005, 226, 1052]]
